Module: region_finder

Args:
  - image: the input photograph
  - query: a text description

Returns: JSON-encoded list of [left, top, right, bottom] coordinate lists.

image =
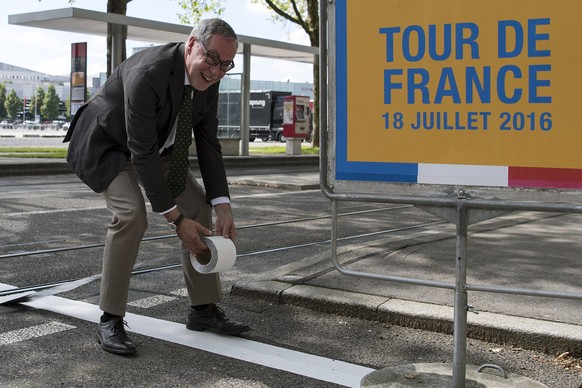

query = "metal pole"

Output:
[[319, 0, 329, 192], [331, 198, 338, 270], [452, 202, 469, 387], [240, 43, 251, 156], [110, 23, 123, 74]]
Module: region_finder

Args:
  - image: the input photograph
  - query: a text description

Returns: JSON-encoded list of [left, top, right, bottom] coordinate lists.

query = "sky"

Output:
[[0, 0, 314, 83]]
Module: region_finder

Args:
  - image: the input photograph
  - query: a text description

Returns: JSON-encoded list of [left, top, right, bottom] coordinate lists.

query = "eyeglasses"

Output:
[[199, 41, 235, 72]]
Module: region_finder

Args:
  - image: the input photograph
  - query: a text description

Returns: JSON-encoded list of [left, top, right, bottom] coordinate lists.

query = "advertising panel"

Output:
[[335, 0, 582, 188], [70, 42, 87, 116]]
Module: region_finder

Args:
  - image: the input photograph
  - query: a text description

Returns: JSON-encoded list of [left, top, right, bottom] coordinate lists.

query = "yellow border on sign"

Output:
[[346, 0, 582, 169]]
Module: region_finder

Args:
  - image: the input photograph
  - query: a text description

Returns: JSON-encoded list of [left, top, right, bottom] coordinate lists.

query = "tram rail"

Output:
[[0, 203, 445, 298]]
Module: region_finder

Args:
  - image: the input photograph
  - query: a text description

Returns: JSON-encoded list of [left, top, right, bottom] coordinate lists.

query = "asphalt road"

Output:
[[1, 168, 581, 387]]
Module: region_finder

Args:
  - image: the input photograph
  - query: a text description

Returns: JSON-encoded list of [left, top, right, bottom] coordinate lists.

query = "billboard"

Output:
[[70, 42, 87, 116], [335, 0, 582, 189]]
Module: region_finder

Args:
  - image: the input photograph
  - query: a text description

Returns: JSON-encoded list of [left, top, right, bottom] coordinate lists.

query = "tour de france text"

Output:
[[378, 18, 553, 131]]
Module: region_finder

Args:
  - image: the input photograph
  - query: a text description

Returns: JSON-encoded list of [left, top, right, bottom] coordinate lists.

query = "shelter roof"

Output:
[[8, 7, 318, 64]]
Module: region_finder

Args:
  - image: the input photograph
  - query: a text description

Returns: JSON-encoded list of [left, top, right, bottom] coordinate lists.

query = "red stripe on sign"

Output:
[[508, 167, 582, 189], [71, 42, 87, 57]]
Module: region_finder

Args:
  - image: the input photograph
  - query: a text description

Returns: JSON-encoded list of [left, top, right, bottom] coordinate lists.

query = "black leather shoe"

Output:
[[186, 304, 250, 335], [96, 317, 137, 355]]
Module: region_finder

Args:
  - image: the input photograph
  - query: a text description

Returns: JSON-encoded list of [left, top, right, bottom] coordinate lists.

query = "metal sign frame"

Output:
[[324, 0, 582, 205], [320, 1, 582, 386]]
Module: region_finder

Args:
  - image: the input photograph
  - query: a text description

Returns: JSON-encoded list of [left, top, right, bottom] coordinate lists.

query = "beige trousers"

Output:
[[99, 158, 222, 316]]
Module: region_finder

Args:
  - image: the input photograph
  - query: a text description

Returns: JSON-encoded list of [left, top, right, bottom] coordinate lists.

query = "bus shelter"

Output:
[[8, 7, 318, 155]]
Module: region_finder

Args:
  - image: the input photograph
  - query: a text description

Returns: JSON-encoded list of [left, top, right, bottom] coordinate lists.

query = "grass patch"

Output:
[[0, 145, 320, 158], [0, 147, 67, 158], [249, 145, 319, 155]]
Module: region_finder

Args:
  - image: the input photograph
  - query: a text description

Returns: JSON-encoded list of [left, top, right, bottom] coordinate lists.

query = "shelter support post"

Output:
[[108, 22, 123, 74], [240, 42, 251, 156]]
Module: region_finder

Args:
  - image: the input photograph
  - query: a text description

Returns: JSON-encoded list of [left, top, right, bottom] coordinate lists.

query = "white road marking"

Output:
[[0, 322, 76, 346], [0, 283, 375, 387], [128, 295, 178, 308], [0, 281, 374, 387], [169, 288, 188, 297]]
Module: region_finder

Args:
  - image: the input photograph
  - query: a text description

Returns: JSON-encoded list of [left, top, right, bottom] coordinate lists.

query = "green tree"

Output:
[[62, 1, 322, 143], [0, 83, 7, 119], [5, 90, 22, 120], [65, 96, 71, 119], [65, 0, 132, 76], [105, 0, 131, 77], [178, 0, 320, 146], [251, 0, 320, 146], [67, 0, 217, 76], [106, 0, 224, 75], [41, 84, 61, 121], [174, 0, 225, 24]]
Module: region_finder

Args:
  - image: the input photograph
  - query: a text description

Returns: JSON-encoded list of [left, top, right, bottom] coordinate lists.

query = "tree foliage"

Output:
[[67, 0, 133, 75], [174, 0, 225, 24], [5, 90, 21, 120], [41, 85, 61, 121], [62, 1, 321, 143], [0, 83, 7, 119], [251, 0, 319, 47], [250, 0, 320, 145], [67, 0, 220, 75], [106, 0, 132, 76], [176, 0, 321, 145]]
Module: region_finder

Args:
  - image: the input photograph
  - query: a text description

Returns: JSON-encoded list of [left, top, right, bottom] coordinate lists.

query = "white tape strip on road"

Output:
[[0, 283, 374, 387], [0, 322, 76, 346]]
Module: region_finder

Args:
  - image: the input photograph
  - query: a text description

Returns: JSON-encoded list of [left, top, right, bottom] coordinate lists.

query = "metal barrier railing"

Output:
[[325, 195, 582, 386], [318, 2, 582, 385]]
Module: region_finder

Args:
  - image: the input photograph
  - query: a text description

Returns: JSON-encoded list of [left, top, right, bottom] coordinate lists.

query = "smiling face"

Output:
[[184, 34, 237, 91]]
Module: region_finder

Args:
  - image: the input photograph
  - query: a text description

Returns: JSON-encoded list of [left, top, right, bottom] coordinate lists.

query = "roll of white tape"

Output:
[[190, 236, 236, 274]]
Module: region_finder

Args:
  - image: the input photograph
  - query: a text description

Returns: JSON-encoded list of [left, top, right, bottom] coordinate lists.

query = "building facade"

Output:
[[0, 62, 70, 102], [0, 61, 314, 115]]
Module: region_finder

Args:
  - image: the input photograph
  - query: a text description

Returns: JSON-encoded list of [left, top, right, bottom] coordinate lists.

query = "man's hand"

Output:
[[214, 203, 236, 240], [176, 218, 213, 256]]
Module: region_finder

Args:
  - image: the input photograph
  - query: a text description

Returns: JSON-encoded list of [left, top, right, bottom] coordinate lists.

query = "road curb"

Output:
[[231, 280, 582, 357], [0, 155, 319, 177], [0, 160, 73, 176]]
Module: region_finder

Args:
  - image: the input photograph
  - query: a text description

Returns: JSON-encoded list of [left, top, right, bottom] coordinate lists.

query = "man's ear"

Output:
[[185, 36, 197, 54]]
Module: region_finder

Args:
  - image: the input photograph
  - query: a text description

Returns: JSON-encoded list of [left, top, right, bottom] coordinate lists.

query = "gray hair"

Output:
[[190, 19, 238, 50]]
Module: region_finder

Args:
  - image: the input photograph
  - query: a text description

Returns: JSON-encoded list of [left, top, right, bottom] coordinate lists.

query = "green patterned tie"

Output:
[[167, 85, 194, 198]]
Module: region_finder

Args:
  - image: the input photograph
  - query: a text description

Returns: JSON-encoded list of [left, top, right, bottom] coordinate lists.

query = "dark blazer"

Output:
[[64, 42, 229, 213]]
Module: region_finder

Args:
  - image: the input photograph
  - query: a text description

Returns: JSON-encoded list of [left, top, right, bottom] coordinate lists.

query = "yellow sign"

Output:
[[344, 0, 582, 169]]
